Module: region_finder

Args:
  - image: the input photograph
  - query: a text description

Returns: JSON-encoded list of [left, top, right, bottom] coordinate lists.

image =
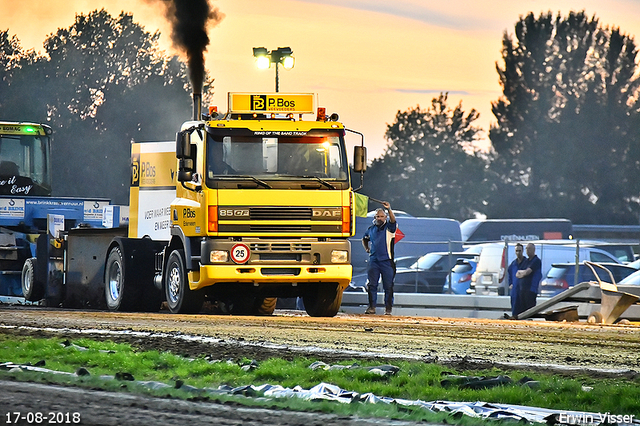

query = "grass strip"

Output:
[[0, 334, 638, 424]]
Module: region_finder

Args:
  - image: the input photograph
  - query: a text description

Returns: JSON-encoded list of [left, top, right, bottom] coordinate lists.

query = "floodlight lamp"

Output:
[[253, 47, 271, 69], [256, 56, 271, 69], [282, 55, 295, 70]]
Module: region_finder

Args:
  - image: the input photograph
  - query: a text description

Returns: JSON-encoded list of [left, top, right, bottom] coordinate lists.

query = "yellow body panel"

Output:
[[129, 141, 177, 239], [216, 188, 341, 206], [188, 264, 352, 291]]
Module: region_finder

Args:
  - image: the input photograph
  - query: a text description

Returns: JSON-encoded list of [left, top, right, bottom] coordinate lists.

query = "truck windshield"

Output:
[[0, 134, 51, 196], [206, 133, 348, 181]]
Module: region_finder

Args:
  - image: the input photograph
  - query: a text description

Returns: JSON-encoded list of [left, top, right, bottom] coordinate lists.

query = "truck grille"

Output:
[[250, 207, 311, 220], [261, 268, 301, 276], [250, 243, 312, 252], [218, 224, 341, 233], [250, 225, 311, 232]]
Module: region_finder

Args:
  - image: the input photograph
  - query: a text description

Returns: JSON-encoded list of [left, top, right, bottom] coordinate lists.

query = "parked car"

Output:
[[443, 258, 478, 294], [393, 252, 479, 293], [539, 262, 638, 297], [394, 255, 420, 269], [618, 269, 640, 285], [345, 255, 421, 292], [564, 241, 637, 264], [349, 215, 463, 278], [626, 258, 640, 269]]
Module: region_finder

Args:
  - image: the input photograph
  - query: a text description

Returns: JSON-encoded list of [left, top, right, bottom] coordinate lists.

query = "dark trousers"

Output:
[[367, 259, 395, 309], [512, 285, 537, 318]]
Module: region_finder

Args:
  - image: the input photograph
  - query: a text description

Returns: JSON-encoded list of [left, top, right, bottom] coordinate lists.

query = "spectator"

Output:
[[514, 243, 542, 318], [362, 201, 397, 315], [508, 243, 526, 317]]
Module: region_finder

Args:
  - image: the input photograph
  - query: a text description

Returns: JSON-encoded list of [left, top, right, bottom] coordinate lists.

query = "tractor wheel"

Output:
[[22, 258, 45, 302]]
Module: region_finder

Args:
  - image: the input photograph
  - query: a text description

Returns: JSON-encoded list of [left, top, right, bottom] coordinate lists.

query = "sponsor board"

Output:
[[228, 93, 314, 114], [84, 201, 109, 221], [0, 198, 25, 219]]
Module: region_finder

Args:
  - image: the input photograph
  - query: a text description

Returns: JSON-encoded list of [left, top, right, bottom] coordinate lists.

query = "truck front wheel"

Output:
[[303, 284, 343, 317], [164, 249, 203, 314], [22, 258, 45, 302]]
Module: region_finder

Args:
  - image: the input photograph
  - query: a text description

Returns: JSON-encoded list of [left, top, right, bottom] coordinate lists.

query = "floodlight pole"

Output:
[[253, 47, 293, 93]]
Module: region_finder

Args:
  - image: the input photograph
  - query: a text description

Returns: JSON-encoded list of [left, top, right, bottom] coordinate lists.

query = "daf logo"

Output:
[[312, 208, 341, 219]]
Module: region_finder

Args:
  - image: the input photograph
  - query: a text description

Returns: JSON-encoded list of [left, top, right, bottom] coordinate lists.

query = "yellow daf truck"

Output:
[[24, 93, 366, 317]]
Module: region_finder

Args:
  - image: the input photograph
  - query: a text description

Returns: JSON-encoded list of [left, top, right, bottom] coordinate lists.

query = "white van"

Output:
[[468, 241, 620, 295]]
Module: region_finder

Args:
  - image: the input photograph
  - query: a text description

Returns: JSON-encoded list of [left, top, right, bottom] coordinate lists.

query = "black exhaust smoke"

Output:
[[157, 0, 224, 119]]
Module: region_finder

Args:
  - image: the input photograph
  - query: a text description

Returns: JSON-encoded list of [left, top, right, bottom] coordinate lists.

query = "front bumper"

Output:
[[188, 263, 352, 291]]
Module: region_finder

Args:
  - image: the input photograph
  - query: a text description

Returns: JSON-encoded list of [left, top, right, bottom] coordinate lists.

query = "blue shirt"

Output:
[[508, 257, 526, 290], [362, 220, 397, 262], [520, 255, 542, 293]]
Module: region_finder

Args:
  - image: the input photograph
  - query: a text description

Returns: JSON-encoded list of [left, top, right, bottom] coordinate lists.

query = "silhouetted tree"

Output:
[[364, 93, 490, 220], [490, 11, 640, 224], [1, 11, 198, 204], [0, 30, 50, 120]]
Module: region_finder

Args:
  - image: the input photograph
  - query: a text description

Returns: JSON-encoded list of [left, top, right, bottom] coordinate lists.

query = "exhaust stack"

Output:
[[193, 93, 202, 121], [156, 0, 224, 121]]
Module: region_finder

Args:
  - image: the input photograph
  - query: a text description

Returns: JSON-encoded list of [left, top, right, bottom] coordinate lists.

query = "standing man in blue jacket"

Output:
[[514, 243, 542, 318], [508, 243, 526, 317], [362, 201, 397, 315]]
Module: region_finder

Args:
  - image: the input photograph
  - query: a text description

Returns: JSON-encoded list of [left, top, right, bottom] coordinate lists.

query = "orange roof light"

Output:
[[317, 107, 326, 122]]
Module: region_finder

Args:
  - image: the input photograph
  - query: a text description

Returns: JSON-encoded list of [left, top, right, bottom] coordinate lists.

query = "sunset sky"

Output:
[[2, 0, 640, 158]]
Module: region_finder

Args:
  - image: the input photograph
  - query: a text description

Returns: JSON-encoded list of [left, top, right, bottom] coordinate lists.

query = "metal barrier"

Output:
[[341, 292, 511, 319], [341, 290, 640, 321]]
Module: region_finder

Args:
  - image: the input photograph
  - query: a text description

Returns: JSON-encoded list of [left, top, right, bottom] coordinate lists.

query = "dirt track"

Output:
[[1, 305, 639, 425], [2, 305, 640, 374]]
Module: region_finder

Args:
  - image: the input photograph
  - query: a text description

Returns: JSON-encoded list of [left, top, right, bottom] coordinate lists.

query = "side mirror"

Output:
[[353, 146, 367, 173], [176, 131, 194, 182], [176, 131, 191, 159]]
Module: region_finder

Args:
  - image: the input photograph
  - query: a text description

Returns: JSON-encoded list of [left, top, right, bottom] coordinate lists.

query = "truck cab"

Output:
[[0, 122, 52, 197], [116, 93, 366, 317]]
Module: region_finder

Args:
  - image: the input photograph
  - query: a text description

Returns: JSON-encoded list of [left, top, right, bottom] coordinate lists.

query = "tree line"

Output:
[[1, 10, 195, 204], [1, 9, 639, 223], [364, 11, 640, 225]]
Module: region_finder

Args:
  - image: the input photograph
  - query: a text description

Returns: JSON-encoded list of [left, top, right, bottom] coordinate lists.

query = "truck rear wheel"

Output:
[[303, 284, 343, 317], [105, 246, 137, 311], [164, 249, 203, 314], [22, 257, 45, 302]]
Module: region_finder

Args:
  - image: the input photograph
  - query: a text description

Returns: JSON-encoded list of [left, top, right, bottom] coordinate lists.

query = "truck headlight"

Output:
[[331, 250, 348, 263], [210, 250, 228, 263]]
